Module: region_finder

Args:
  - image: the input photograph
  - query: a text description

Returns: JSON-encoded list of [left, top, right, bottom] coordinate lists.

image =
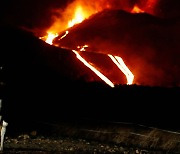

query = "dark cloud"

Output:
[[155, 0, 180, 18], [0, 0, 72, 28]]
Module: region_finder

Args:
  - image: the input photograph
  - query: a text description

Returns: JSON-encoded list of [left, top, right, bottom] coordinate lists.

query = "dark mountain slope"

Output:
[[54, 9, 180, 87], [0, 25, 179, 133]]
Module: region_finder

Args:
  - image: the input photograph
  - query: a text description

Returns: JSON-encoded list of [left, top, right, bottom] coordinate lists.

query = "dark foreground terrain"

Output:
[[2, 81, 179, 153], [0, 26, 180, 153], [3, 118, 180, 154]]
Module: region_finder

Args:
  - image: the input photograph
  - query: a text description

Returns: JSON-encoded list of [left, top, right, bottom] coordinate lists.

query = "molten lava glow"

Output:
[[40, 4, 91, 45], [131, 5, 145, 13], [40, 0, 160, 42], [59, 31, 69, 40], [39, 32, 58, 45], [44, 2, 98, 36], [38, 1, 138, 87], [72, 50, 115, 88], [68, 6, 85, 27], [108, 55, 134, 85], [77, 45, 89, 51]]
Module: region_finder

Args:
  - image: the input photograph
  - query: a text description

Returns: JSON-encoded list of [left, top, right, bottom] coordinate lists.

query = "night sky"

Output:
[[1, 0, 180, 28], [0, 0, 71, 28]]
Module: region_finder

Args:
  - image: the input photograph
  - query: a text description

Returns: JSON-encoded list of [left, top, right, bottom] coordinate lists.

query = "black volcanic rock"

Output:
[[54, 9, 180, 87], [0, 26, 110, 122], [0, 25, 110, 86]]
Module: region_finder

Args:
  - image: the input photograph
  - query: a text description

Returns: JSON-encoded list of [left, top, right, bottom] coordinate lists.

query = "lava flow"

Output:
[[39, 2, 135, 87], [131, 5, 144, 13], [72, 49, 115, 88], [108, 55, 134, 85], [39, 32, 58, 45]]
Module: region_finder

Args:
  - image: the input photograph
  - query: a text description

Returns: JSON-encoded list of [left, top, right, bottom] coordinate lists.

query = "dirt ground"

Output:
[[3, 134, 161, 154], [3, 120, 180, 154]]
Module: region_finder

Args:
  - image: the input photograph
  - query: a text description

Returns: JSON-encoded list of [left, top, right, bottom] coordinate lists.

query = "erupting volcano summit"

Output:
[[36, 0, 180, 87], [1, 0, 179, 87]]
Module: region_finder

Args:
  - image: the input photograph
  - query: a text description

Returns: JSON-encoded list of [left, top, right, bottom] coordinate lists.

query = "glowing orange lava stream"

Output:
[[72, 50, 115, 88], [108, 55, 134, 85], [40, 30, 134, 87], [59, 31, 69, 40]]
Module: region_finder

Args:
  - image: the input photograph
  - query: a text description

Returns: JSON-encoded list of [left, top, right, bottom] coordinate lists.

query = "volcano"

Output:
[[53, 9, 180, 87], [0, 1, 180, 153], [0, 0, 180, 128], [2, 0, 179, 88], [0, 0, 180, 125], [0, 25, 179, 130]]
